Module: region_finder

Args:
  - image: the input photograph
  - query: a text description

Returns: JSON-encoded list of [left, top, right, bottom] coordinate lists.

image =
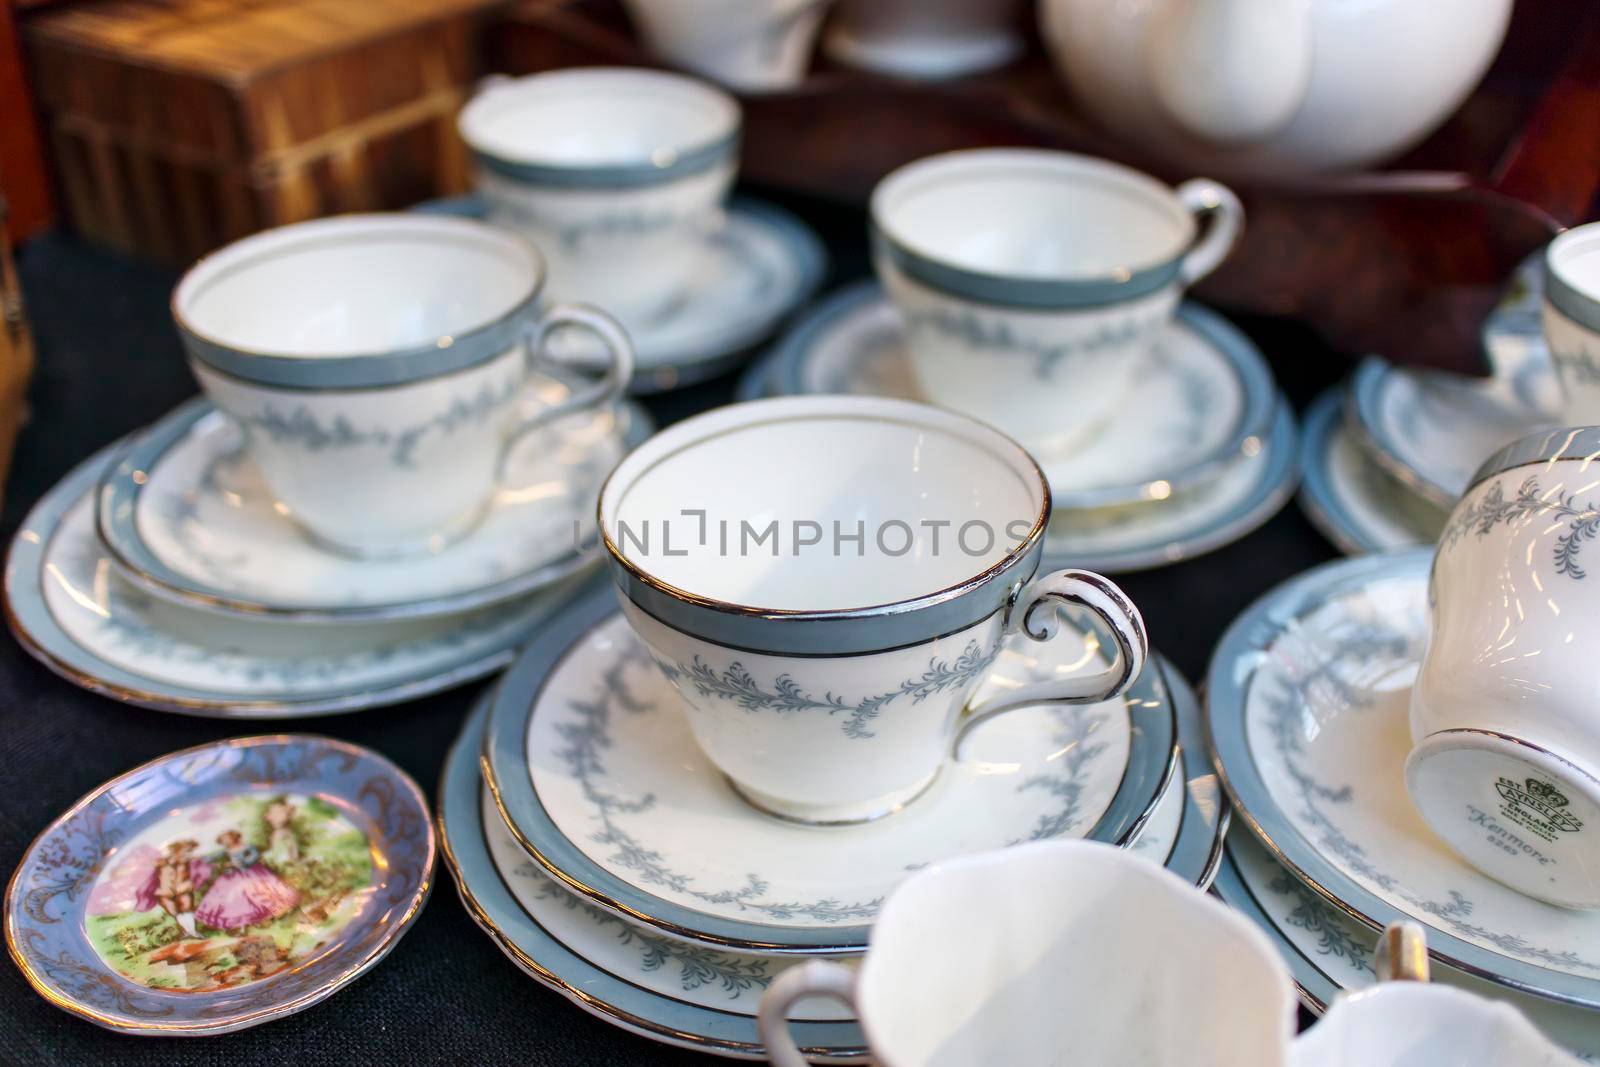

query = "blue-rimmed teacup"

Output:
[[871, 148, 1243, 453], [1543, 222, 1600, 424], [175, 213, 633, 558], [597, 394, 1149, 825], [457, 67, 740, 324]]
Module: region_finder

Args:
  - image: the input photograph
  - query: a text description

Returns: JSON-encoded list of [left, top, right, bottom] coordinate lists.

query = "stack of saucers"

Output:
[[1205, 549, 1600, 1059], [5, 210, 656, 719], [442, 583, 1228, 1059], [1299, 255, 1559, 554]]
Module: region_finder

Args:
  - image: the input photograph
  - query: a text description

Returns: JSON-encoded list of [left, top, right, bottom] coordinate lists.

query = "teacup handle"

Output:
[[952, 569, 1148, 759], [757, 960, 859, 1067], [1174, 178, 1244, 286], [498, 303, 635, 481], [1375, 921, 1431, 983]]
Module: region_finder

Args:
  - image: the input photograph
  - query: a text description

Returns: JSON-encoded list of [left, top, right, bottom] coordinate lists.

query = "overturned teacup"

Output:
[[175, 213, 633, 558], [621, 0, 831, 92], [1408, 425, 1600, 908], [871, 149, 1242, 454], [458, 67, 739, 324], [597, 395, 1149, 825], [758, 841, 1297, 1066]]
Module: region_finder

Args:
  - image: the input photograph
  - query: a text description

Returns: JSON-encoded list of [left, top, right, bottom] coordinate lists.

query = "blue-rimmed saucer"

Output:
[[481, 585, 1178, 956], [415, 196, 825, 394], [759, 282, 1278, 510], [5, 441, 592, 717], [5, 735, 433, 1035], [1214, 831, 1600, 1060], [1207, 549, 1600, 1010], [442, 693, 868, 1062], [1297, 390, 1447, 555], [96, 391, 649, 624]]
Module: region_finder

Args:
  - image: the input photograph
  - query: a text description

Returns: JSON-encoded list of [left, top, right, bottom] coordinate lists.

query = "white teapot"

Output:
[[1039, 0, 1512, 177]]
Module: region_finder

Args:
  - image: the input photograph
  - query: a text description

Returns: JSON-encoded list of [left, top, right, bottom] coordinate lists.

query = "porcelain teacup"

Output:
[[175, 213, 633, 558], [1543, 223, 1600, 424], [870, 149, 1243, 454], [620, 0, 832, 92], [758, 841, 1297, 1066], [597, 394, 1149, 825], [457, 67, 740, 324], [1408, 425, 1600, 909]]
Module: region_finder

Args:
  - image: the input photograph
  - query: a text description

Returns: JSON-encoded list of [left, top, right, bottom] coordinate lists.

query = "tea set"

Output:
[[7, 47, 1600, 1064]]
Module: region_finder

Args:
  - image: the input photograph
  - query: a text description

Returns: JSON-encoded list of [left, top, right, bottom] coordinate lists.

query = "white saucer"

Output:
[[1208, 550, 1600, 1009], [5, 442, 591, 717], [482, 586, 1177, 954], [1215, 831, 1600, 1060], [417, 196, 826, 393], [763, 282, 1279, 510], [1297, 390, 1448, 555], [98, 389, 649, 622]]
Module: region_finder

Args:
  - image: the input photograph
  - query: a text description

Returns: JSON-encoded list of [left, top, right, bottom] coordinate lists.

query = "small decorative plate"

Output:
[[416, 196, 826, 394], [1207, 550, 1600, 1009], [482, 586, 1177, 956], [1040, 403, 1299, 574], [1346, 351, 1559, 510], [97, 391, 649, 622], [1297, 390, 1447, 555], [5, 735, 433, 1035], [762, 282, 1278, 510], [441, 698, 869, 1061], [1213, 831, 1600, 1061], [6, 442, 592, 717]]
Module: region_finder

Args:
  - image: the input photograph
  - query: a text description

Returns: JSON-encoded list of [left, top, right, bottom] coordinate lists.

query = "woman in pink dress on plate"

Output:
[[195, 829, 300, 932]]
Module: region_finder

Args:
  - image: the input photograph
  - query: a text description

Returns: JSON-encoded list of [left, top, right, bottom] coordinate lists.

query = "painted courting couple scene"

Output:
[[86, 793, 373, 992]]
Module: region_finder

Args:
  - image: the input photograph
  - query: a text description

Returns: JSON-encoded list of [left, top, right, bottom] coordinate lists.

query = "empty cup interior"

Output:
[[601, 398, 1046, 612], [458, 67, 739, 168], [856, 844, 1294, 1067], [175, 215, 540, 358], [873, 149, 1194, 281]]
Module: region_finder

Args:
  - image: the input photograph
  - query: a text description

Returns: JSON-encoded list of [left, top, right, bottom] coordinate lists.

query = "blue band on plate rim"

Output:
[[175, 219, 546, 392], [5, 436, 598, 716], [766, 282, 1279, 511], [1205, 548, 1600, 1009], [1468, 423, 1600, 495], [94, 395, 652, 625], [470, 131, 740, 191], [481, 583, 1178, 956], [441, 692, 869, 1059], [6, 734, 433, 1035], [871, 226, 1184, 311]]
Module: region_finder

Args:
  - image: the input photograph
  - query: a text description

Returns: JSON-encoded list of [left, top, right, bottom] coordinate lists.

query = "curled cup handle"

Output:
[[951, 569, 1148, 760], [498, 303, 635, 481], [1175, 178, 1244, 286], [757, 960, 859, 1067], [1375, 921, 1431, 983]]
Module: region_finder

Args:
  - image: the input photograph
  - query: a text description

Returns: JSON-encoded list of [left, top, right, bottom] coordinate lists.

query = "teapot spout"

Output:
[[1146, 0, 1312, 145]]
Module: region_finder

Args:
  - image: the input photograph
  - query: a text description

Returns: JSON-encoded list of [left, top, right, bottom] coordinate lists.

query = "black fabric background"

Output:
[[1, 187, 1342, 1065]]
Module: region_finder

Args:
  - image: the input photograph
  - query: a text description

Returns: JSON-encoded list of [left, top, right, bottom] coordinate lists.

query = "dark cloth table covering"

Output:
[[1, 187, 1345, 1065]]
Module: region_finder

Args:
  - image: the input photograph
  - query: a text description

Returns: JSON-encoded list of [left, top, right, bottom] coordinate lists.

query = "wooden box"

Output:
[[25, 0, 503, 263]]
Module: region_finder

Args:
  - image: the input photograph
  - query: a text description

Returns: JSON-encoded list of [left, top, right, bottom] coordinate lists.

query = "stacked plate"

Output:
[[1299, 256, 1560, 554], [4, 379, 652, 717], [441, 582, 1229, 1058], [1206, 550, 1600, 1059], [738, 281, 1300, 573]]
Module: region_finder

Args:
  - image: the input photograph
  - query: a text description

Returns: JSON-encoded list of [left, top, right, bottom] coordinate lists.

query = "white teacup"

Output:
[[457, 67, 739, 324], [621, 0, 831, 92], [758, 841, 1297, 1067], [1543, 222, 1600, 424], [1408, 426, 1600, 908], [596, 395, 1149, 825], [175, 213, 633, 558], [871, 149, 1243, 453], [1297, 984, 1580, 1067]]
